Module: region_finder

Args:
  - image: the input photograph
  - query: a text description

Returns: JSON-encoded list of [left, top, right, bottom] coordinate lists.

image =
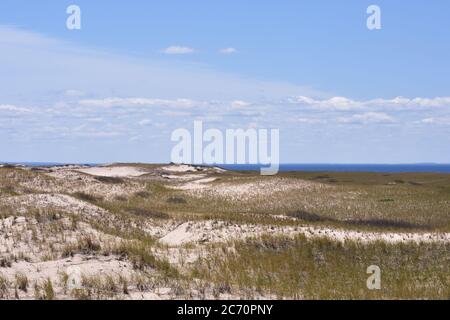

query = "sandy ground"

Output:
[[161, 164, 226, 174], [161, 164, 199, 173], [75, 166, 149, 177], [0, 255, 133, 284], [170, 177, 218, 191]]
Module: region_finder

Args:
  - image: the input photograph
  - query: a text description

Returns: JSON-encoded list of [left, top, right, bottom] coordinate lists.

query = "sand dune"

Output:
[[76, 166, 149, 177]]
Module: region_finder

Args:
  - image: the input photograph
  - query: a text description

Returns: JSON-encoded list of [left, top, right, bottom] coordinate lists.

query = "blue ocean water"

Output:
[[2, 162, 450, 174], [0, 162, 96, 167], [218, 163, 450, 174]]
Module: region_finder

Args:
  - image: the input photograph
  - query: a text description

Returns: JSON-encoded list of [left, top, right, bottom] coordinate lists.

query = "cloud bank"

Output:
[[0, 26, 449, 163]]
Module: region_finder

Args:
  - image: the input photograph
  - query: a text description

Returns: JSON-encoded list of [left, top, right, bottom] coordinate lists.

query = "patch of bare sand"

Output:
[[161, 164, 199, 173], [75, 166, 149, 177], [161, 164, 226, 174], [0, 254, 133, 283], [170, 177, 218, 191]]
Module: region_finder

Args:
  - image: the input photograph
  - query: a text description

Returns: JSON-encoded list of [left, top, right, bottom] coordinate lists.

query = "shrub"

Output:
[[134, 191, 151, 198], [62, 236, 101, 258], [346, 218, 423, 229], [73, 192, 100, 202], [94, 176, 124, 184], [127, 208, 170, 220], [166, 196, 187, 204], [0, 257, 12, 268], [15, 273, 28, 292], [0, 274, 9, 298], [112, 242, 179, 278], [288, 210, 327, 222], [115, 195, 128, 202], [43, 279, 55, 300]]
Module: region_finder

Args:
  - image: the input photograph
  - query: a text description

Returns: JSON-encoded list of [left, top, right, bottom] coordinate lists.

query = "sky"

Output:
[[0, 0, 449, 164]]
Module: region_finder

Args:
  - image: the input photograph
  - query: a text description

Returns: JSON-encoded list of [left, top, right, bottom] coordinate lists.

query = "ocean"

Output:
[[0, 162, 96, 167], [218, 163, 450, 174], [2, 162, 450, 174]]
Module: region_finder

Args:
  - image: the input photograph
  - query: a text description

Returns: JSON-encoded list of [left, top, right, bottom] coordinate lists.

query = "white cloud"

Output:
[[368, 97, 450, 108], [220, 47, 237, 54], [138, 119, 152, 126], [72, 94, 450, 129], [288, 96, 450, 111], [230, 100, 250, 109], [420, 118, 435, 124], [161, 46, 194, 55], [0, 104, 32, 113], [417, 117, 450, 125], [80, 97, 256, 112], [289, 96, 362, 111], [291, 118, 327, 124], [79, 98, 196, 108], [338, 112, 395, 124]]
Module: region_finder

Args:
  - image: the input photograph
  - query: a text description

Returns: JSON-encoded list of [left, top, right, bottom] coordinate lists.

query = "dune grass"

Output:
[[92, 171, 450, 231], [0, 166, 448, 300], [190, 234, 450, 299]]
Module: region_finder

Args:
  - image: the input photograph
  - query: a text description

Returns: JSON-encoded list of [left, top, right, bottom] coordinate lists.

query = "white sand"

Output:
[[170, 177, 218, 191], [76, 166, 148, 177], [161, 164, 198, 172], [0, 255, 133, 283]]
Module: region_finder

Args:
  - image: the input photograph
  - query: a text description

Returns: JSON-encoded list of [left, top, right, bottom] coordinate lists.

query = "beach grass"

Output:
[[190, 234, 450, 299]]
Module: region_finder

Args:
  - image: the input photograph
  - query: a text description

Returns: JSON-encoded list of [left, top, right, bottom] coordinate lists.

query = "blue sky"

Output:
[[0, 0, 449, 163]]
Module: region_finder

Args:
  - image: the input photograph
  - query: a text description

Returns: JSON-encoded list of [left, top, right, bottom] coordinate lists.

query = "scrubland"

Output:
[[0, 164, 448, 299]]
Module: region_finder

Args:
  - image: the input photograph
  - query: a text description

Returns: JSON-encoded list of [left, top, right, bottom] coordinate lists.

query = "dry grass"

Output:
[[88, 170, 450, 231], [190, 235, 450, 299], [0, 165, 448, 300]]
